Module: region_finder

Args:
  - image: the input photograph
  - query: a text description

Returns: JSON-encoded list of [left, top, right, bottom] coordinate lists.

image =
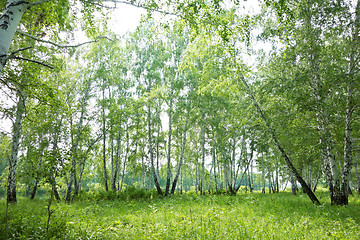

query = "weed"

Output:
[[0, 191, 359, 239]]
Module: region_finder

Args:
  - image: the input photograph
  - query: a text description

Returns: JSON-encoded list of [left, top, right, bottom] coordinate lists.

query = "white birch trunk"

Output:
[[0, 0, 28, 76], [7, 94, 25, 203], [165, 91, 173, 196]]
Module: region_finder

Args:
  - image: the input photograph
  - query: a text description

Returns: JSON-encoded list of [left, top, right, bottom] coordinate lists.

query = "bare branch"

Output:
[[17, 30, 114, 48]]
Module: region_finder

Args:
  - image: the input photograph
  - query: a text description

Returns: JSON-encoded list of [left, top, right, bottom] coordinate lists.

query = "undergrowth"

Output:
[[0, 189, 359, 239]]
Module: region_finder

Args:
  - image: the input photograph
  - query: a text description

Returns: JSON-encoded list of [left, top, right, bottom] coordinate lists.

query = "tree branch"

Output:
[[11, 56, 54, 69], [28, 0, 53, 7], [81, 0, 183, 18], [17, 30, 114, 48]]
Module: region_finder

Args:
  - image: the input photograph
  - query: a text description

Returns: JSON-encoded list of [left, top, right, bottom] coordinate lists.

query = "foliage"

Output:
[[1, 191, 360, 239]]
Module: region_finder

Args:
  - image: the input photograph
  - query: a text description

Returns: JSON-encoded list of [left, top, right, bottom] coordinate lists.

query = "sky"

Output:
[[108, 0, 261, 35]]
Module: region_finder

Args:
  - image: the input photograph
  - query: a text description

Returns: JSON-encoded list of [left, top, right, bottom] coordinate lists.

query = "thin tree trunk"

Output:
[[141, 155, 146, 189], [208, 166, 213, 194], [234, 149, 253, 193], [201, 125, 206, 195], [212, 131, 218, 192], [148, 102, 163, 195], [180, 164, 183, 194], [275, 156, 279, 193], [66, 79, 91, 202], [249, 158, 253, 193], [261, 153, 265, 194], [112, 121, 121, 190], [132, 119, 139, 185], [171, 108, 190, 194], [120, 122, 130, 191], [268, 165, 272, 194], [354, 155, 360, 194], [156, 102, 161, 181], [290, 171, 297, 195], [194, 162, 198, 194], [102, 85, 108, 192], [30, 144, 45, 200], [7, 94, 26, 204], [165, 92, 174, 196]]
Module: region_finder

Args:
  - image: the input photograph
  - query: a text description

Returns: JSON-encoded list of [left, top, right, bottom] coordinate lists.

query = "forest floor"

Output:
[[0, 189, 359, 239]]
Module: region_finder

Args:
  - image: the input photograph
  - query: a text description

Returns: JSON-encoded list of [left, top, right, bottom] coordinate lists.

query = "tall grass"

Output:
[[1, 189, 359, 239]]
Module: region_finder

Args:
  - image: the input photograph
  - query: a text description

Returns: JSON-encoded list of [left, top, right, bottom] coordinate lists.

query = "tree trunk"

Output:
[[131, 119, 139, 185], [340, 0, 360, 204], [200, 124, 205, 195], [30, 145, 45, 200], [120, 122, 130, 191], [102, 85, 109, 192], [171, 108, 190, 194], [66, 79, 91, 202], [208, 166, 213, 194], [194, 162, 198, 194], [290, 171, 297, 195], [156, 102, 161, 181], [7, 94, 25, 204], [211, 131, 218, 192], [148, 102, 163, 195], [268, 165, 272, 194], [275, 155, 279, 193], [0, 0, 29, 77], [261, 153, 265, 194], [233, 148, 252, 193], [354, 155, 360, 194], [249, 158, 253, 193], [180, 164, 183, 194], [141, 155, 146, 189], [165, 92, 174, 196], [238, 73, 320, 204], [112, 121, 121, 191]]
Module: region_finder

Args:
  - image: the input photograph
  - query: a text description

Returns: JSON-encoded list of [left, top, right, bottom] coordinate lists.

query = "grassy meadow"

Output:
[[1, 189, 360, 239]]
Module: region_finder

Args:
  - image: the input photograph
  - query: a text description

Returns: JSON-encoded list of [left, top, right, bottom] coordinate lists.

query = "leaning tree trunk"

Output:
[[238, 73, 320, 204], [7, 94, 26, 204], [234, 149, 253, 193], [171, 108, 190, 194]]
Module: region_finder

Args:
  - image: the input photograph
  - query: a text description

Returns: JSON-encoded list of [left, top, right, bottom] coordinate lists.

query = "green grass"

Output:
[[1, 190, 360, 239]]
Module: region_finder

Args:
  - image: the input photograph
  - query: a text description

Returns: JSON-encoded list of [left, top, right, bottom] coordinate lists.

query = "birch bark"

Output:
[[7, 94, 25, 204], [171, 107, 190, 194]]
